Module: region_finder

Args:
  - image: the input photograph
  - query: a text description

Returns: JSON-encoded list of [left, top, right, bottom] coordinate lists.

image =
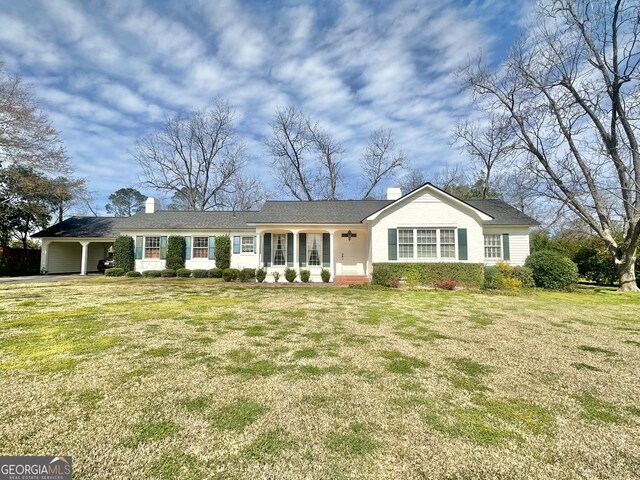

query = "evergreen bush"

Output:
[[113, 235, 135, 272]]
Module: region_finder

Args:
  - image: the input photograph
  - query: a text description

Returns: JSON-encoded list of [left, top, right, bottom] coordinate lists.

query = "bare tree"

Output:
[[0, 58, 70, 174], [360, 129, 407, 199], [453, 115, 513, 199], [465, 0, 640, 291], [397, 168, 427, 194], [136, 100, 245, 210], [221, 173, 271, 212], [266, 106, 343, 200]]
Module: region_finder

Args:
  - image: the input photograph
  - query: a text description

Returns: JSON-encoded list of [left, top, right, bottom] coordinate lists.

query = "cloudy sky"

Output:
[[0, 0, 530, 212]]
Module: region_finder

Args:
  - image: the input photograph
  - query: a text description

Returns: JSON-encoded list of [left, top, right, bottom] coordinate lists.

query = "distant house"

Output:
[[33, 183, 537, 281]]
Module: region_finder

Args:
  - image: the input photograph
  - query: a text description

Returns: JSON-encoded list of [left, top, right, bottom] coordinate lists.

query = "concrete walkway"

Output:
[[0, 273, 103, 285]]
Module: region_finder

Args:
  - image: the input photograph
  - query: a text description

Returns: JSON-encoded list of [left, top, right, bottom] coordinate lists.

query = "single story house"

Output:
[[33, 183, 537, 281]]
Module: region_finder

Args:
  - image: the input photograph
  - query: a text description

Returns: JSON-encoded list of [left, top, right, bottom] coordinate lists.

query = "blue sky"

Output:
[[0, 0, 529, 212]]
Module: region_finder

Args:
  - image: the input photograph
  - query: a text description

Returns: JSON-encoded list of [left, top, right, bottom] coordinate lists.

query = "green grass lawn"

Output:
[[0, 279, 639, 479]]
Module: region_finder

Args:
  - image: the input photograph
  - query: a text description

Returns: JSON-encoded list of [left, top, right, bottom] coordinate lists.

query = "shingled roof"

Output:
[[466, 199, 538, 226], [31, 216, 123, 238], [250, 200, 392, 224], [118, 210, 257, 230]]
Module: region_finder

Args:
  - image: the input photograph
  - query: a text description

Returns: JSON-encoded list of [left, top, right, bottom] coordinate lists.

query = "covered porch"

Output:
[[254, 225, 370, 282]]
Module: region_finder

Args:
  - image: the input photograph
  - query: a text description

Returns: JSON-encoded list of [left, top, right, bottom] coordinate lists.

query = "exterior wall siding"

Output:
[[482, 226, 530, 266], [370, 190, 486, 263], [124, 230, 257, 272]]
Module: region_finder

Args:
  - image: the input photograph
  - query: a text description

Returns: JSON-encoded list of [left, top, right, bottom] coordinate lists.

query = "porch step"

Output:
[[333, 275, 370, 285]]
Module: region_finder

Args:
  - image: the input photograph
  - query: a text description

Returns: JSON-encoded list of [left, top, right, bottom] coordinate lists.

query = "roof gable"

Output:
[[365, 183, 494, 222]]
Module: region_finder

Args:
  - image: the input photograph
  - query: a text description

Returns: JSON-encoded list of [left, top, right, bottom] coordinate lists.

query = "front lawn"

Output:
[[0, 279, 639, 479]]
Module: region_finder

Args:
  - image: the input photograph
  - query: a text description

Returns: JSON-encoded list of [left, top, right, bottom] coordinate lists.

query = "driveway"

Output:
[[0, 274, 103, 285]]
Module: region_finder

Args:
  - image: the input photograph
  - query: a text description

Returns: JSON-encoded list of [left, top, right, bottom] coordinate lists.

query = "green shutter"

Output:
[[263, 233, 271, 267], [299, 233, 307, 267], [135, 236, 143, 259], [388, 229, 397, 261], [458, 228, 468, 261], [233, 236, 241, 254], [160, 236, 168, 259], [502, 233, 510, 261], [322, 233, 330, 267], [208, 236, 215, 260], [185, 236, 191, 260], [287, 233, 294, 266]]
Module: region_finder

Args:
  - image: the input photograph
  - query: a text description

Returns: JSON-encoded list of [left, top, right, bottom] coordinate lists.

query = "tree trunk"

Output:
[[616, 253, 639, 292]]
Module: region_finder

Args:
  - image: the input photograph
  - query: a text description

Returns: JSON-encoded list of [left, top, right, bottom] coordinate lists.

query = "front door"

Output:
[[340, 235, 358, 274]]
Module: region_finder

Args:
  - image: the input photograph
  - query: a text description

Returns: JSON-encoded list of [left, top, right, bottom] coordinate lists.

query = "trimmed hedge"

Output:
[[125, 271, 141, 277], [222, 268, 239, 282], [142, 270, 161, 278], [300, 269, 311, 283], [113, 235, 135, 272], [105, 267, 125, 277], [161, 268, 176, 277], [321, 269, 331, 283], [166, 236, 186, 270], [238, 268, 256, 282], [192, 269, 208, 278], [484, 262, 534, 290], [372, 262, 484, 288], [208, 268, 223, 278], [176, 268, 192, 278], [525, 250, 578, 290], [256, 268, 267, 283], [215, 236, 231, 270], [284, 267, 297, 282]]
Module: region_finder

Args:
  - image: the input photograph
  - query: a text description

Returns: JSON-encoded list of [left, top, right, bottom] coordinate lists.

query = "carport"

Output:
[[32, 217, 122, 275]]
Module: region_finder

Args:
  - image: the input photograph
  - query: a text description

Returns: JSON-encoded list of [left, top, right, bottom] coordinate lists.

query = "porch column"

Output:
[[293, 232, 298, 272], [41, 239, 49, 274], [257, 233, 262, 269], [80, 241, 89, 275], [329, 232, 335, 278]]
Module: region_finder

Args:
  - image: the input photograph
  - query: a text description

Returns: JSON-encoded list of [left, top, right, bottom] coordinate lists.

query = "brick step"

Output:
[[333, 275, 370, 285]]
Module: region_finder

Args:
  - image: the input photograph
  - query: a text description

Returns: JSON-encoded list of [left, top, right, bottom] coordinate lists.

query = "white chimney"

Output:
[[145, 197, 161, 213], [386, 187, 402, 200]]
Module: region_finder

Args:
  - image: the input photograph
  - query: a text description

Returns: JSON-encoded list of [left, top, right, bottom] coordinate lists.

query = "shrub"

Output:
[[300, 269, 311, 283], [573, 241, 618, 285], [513, 266, 534, 288], [192, 269, 208, 278], [161, 268, 176, 277], [389, 275, 400, 288], [214, 236, 231, 270], [113, 235, 135, 272], [222, 268, 239, 282], [125, 270, 141, 277], [371, 263, 484, 288], [485, 262, 534, 290], [525, 250, 579, 290], [256, 268, 267, 283], [105, 267, 125, 277], [165, 236, 186, 270], [238, 268, 256, 282], [176, 268, 192, 278], [284, 267, 297, 282], [320, 269, 331, 283], [435, 279, 457, 290], [272, 271, 281, 283], [142, 270, 161, 278], [208, 268, 223, 278]]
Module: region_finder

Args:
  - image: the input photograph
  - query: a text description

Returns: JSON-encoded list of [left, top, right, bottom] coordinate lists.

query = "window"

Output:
[[396, 228, 456, 261], [416, 229, 437, 258], [241, 236, 254, 253], [273, 234, 286, 266], [440, 229, 456, 258], [484, 234, 502, 259], [307, 234, 322, 266], [145, 236, 160, 258], [193, 237, 208, 258], [398, 229, 414, 258]]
